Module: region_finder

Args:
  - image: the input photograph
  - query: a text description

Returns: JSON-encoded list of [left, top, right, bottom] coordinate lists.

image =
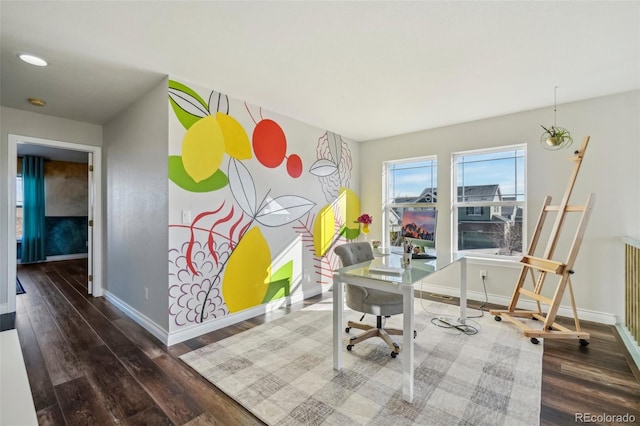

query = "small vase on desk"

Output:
[[361, 224, 369, 242]]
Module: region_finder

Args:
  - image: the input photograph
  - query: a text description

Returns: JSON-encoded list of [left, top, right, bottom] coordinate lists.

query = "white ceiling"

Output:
[[1, 1, 639, 142]]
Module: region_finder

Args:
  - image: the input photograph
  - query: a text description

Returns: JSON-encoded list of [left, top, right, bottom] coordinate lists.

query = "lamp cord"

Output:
[[554, 85, 558, 127]]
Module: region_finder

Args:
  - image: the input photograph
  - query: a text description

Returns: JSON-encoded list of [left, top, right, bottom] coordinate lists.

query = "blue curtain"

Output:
[[21, 156, 46, 263]]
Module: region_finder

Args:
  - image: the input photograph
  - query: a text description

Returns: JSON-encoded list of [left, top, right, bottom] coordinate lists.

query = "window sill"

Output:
[[456, 251, 522, 268]]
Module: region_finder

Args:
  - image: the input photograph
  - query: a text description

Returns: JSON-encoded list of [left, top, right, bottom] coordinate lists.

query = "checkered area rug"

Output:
[[180, 299, 542, 425]]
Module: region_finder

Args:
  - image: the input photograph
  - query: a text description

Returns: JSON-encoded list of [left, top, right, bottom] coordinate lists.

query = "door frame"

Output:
[[7, 134, 103, 313]]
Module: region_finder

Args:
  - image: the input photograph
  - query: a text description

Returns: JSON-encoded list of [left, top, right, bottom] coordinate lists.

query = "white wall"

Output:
[[359, 90, 640, 323], [0, 107, 102, 311], [103, 79, 169, 330]]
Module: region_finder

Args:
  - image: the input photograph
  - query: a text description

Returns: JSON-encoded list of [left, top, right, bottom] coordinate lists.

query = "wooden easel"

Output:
[[490, 136, 595, 345]]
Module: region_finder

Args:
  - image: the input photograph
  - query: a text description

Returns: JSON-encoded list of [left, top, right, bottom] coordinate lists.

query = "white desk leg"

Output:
[[459, 258, 467, 325], [402, 285, 414, 403], [333, 274, 343, 371]]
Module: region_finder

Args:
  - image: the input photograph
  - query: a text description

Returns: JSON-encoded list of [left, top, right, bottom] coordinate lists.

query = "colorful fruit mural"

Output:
[[168, 80, 360, 327]]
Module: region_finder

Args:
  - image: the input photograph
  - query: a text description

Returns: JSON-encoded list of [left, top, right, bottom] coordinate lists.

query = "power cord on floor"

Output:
[[430, 316, 479, 335], [466, 274, 489, 319], [417, 271, 491, 335]]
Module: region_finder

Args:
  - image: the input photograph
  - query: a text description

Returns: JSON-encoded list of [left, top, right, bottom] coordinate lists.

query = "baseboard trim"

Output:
[[104, 286, 325, 346], [103, 291, 170, 345], [166, 286, 324, 346], [16, 253, 89, 265], [416, 282, 617, 325], [615, 324, 640, 377], [47, 254, 89, 261]]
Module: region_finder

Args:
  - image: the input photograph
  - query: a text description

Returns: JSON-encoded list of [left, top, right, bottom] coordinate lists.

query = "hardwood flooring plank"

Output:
[[16, 289, 41, 313], [50, 263, 91, 299], [122, 406, 174, 426], [184, 411, 245, 426], [166, 342, 195, 358], [17, 269, 46, 308], [79, 345, 156, 422], [153, 353, 263, 426], [557, 358, 640, 393], [45, 271, 139, 355], [21, 341, 58, 411], [36, 329, 84, 386], [25, 302, 59, 335], [37, 403, 67, 426], [543, 340, 635, 375], [540, 404, 579, 426], [118, 347, 204, 425], [112, 317, 166, 359], [54, 377, 114, 425], [88, 297, 128, 322], [14, 304, 37, 349], [183, 323, 256, 351], [31, 273, 104, 353], [542, 370, 640, 415]]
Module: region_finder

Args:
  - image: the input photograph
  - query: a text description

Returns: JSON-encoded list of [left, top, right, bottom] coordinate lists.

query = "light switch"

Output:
[[182, 210, 192, 224]]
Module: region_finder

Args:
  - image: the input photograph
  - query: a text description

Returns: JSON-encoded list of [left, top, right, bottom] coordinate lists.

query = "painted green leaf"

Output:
[[169, 80, 209, 110], [262, 261, 293, 303], [168, 80, 210, 130], [168, 156, 228, 192], [340, 224, 361, 240]]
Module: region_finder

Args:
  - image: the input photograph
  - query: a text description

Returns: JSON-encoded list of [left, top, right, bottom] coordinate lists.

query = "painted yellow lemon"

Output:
[[313, 204, 336, 257], [339, 187, 361, 234], [223, 227, 271, 313], [339, 187, 361, 222], [182, 115, 225, 183], [216, 112, 252, 160]]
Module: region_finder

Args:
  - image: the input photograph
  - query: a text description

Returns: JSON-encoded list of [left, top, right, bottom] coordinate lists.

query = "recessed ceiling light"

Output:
[[28, 98, 46, 107], [19, 54, 48, 67]]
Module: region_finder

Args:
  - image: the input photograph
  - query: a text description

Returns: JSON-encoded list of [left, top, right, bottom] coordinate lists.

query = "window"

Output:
[[16, 176, 23, 239], [466, 206, 483, 216], [453, 146, 525, 256], [383, 157, 437, 248]]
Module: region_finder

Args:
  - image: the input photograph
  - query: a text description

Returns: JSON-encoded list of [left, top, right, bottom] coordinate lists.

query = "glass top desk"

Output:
[[332, 249, 467, 403]]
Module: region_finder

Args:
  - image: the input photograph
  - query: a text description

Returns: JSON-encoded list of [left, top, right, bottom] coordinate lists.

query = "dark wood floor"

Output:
[[3, 259, 639, 425]]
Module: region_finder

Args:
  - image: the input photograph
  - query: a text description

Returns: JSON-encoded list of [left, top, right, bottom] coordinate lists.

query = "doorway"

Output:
[[7, 134, 103, 313]]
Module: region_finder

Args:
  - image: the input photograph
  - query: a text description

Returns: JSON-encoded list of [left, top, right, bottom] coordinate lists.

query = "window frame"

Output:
[[383, 155, 438, 248], [466, 206, 483, 216], [452, 144, 527, 257]]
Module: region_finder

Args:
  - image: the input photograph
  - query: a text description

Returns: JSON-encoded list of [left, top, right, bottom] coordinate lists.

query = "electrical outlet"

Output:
[[145, 287, 149, 301], [182, 210, 192, 224], [480, 270, 488, 279]]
